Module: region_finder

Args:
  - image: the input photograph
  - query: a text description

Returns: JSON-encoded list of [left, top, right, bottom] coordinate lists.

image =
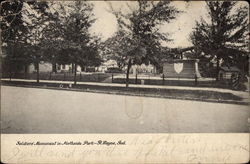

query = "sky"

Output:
[[22, 1, 248, 48], [90, 1, 248, 48], [90, 1, 208, 48]]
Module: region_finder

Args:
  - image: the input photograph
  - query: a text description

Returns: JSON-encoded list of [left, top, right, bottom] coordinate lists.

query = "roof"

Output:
[[220, 66, 240, 72]]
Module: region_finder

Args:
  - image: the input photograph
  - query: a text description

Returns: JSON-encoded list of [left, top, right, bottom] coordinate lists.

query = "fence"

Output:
[[2, 72, 111, 82], [2, 71, 243, 90]]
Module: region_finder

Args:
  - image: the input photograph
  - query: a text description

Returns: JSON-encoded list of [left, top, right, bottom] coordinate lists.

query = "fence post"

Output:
[[194, 74, 197, 86], [112, 73, 113, 83], [80, 72, 82, 81], [135, 73, 137, 84], [64, 73, 66, 81], [49, 72, 52, 80], [9, 72, 12, 81], [162, 74, 165, 85]]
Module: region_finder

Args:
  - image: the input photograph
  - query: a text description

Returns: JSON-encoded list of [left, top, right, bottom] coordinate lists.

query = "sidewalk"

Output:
[[1, 78, 249, 104]]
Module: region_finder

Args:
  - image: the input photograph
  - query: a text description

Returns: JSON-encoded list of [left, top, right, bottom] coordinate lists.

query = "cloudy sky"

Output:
[[21, 1, 248, 48], [90, 1, 208, 48], [89, 1, 248, 48]]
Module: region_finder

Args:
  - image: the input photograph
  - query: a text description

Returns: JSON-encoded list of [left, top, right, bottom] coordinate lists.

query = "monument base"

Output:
[[163, 59, 201, 78]]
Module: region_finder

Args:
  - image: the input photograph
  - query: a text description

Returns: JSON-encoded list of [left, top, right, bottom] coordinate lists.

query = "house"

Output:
[[130, 63, 156, 75], [96, 59, 118, 72], [28, 63, 82, 73], [28, 62, 53, 73]]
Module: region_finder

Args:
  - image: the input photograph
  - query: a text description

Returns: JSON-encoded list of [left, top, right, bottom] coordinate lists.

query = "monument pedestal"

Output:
[[163, 59, 201, 78]]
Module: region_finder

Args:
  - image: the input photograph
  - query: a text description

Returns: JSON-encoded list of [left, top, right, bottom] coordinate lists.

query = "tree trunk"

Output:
[[36, 62, 40, 83], [216, 56, 220, 81], [126, 59, 132, 88], [72, 63, 74, 74], [24, 64, 28, 79], [9, 67, 12, 81], [52, 62, 57, 73], [74, 63, 77, 85]]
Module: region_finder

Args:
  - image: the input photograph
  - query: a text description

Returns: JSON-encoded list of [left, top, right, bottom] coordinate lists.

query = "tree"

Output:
[[55, 1, 98, 85], [1, 0, 28, 77], [40, 1, 67, 73], [1, 1, 50, 82], [107, 1, 180, 87], [190, 1, 249, 79], [21, 1, 50, 83], [34, 1, 101, 84]]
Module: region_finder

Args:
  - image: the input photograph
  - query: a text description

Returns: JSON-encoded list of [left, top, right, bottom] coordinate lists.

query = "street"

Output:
[[1, 86, 249, 133]]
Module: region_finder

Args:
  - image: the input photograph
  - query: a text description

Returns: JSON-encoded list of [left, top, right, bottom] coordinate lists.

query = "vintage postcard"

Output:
[[1, 0, 249, 163]]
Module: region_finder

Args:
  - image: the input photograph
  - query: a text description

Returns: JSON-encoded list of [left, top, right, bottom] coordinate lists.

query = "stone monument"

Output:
[[162, 59, 201, 78]]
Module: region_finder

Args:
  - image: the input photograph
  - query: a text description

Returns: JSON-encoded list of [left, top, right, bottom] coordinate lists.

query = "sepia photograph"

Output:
[[1, 1, 249, 163], [1, 1, 249, 134]]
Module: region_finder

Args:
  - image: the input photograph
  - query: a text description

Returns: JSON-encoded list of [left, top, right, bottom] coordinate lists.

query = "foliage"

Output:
[[190, 1, 249, 76], [41, 1, 101, 67], [1, 0, 102, 80], [106, 1, 180, 86], [108, 1, 180, 64], [1, 0, 25, 43], [1, 0, 50, 77]]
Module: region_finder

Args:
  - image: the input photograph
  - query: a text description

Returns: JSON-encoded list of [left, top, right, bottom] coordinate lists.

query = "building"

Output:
[[130, 63, 156, 75], [28, 63, 82, 73]]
